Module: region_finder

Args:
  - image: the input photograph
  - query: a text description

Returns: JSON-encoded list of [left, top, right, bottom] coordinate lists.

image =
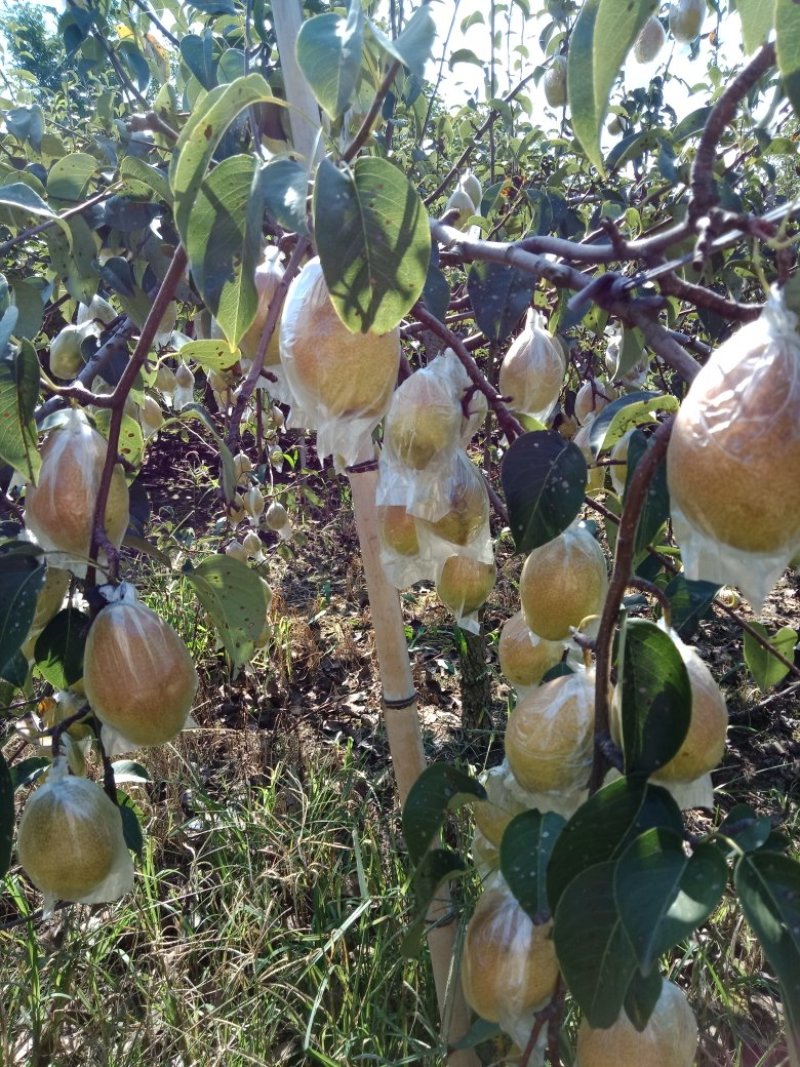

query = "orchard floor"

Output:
[[1, 426, 798, 1066]]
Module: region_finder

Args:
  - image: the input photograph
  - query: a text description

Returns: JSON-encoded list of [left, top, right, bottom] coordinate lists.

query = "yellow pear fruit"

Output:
[[238, 246, 284, 366], [279, 257, 400, 421], [384, 371, 462, 470], [544, 55, 568, 108], [461, 885, 559, 1024], [25, 410, 129, 569], [418, 453, 489, 547], [505, 669, 595, 793], [378, 504, 419, 557], [577, 981, 698, 1067], [668, 0, 705, 43], [633, 16, 666, 62], [436, 555, 496, 615], [499, 310, 565, 418], [574, 379, 617, 425], [473, 766, 527, 847], [17, 774, 126, 902], [666, 297, 800, 557], [83, 589, 198, 748], [519, 525, 608, 641], [498, 610, 563, 688]]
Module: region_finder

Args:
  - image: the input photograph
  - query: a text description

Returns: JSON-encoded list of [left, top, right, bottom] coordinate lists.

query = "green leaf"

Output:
[[623, 967, 663, 1032], [261, 157, 309, 235], [735, 851, 800, 1066], [547, 777, 682, 910], [45, 215, 98, 304], [5, 105, 44, 151], [117, 792, 145, 857], [589, 392, 678, 454], [410, 846, 466, 911], [296, 5, 365, 120], [402, 764, 485, 865], [119, 157, 173, 204], [717, 804, 772, 855], [46, 152, 97, 207], [170, 73, 273, 246], [0, 325, 41, 483], [466, 262, 534, 343], [33, 608, 89, 689], [367, 4, 437, 80], [10, 756, 49, 790], [500, 809, 566, 919], [500, 431, 586, 553], [743, 622, 797, 692], [182, 553, 269, 670], [620, 619, 691, 779], [0, 550, 45, 679], [0, 183, 72, 247], [776, 0, 800, 126], [110, 760, 151, 784], [313, 156, 430, 334], [615, 827, 728, 973], [0, 753, 13, 879], [181, 31, 217, 90], [176, 339, 239, 372], [624, 430, 670, 555], [554, 860, 638, 1027], [663, 575, 719, 642], [186, 154, 262, 348], [11, 277, 48, 340], [736, 0, 774, 53]]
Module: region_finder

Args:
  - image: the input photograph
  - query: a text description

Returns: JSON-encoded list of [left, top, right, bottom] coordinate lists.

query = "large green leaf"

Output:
[[614, 827, 728, 973], [0, 329, 42, 482], [0, 753, 13, 880], [182, 553, 269, 670], [367, 5, 436, 79], [45, 215, 98, 304], [776, 0, 800, 124], [11, 277, 48, 340], [0, 549, 45, 677], [0, 183, 72, 247], [735, 851, 800, 1067], [500, 809, 566, 920], [33, 608, 89, 689], [180, 31, 217, 90], [569, 0, 658, 173], [119, 157, 173, 204], [313, 156, 430, 334], [554, 860, 638, 1027], [466, 262, 534, 343], [738, 0, 775, 54], [402, 764, 485, 866], [500, 431, 586, 553], [175, 339, 239, 372], [46, 152, 97, 207], [296, 3, 365, 120], [663, 575, 719, 642], [261, 157, 309, 235], [620, 619, 691, 779], [170, 73, 273, 245], [743, 622, 797, 692], [186, 154, 262, 349]]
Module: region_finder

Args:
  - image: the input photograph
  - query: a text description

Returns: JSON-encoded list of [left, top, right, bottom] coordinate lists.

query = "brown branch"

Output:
[[226, 236, 311, 450], [86, 245, 188, 586], [655, 271, 762, 323], [690, 42, 776, 218], [128, 111, 179, 144], [127, 0, 180, 46], [0, 186, 119, 259], [589, 417, 675, 793], [341, 60, 402, 164]]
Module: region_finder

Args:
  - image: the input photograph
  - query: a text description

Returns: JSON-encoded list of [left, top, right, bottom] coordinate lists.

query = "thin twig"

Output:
[[128, 0, 180, 46], [0, 186, 119, 259], [341, 60, 402, 164]]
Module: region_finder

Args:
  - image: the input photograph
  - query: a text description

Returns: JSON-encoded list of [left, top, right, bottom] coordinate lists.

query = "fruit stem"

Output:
[[86, 244, 189, 589], [588, 417, 674, 794]]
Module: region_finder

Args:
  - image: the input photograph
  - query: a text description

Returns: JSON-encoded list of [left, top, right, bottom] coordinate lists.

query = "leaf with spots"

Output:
[[501, 430, 586, 553], [0, 545, 45, 679], [183, 554, 269, 671]]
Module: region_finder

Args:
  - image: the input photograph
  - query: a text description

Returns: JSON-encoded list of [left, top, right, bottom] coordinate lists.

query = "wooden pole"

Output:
[[348, 466, 476, 1066]]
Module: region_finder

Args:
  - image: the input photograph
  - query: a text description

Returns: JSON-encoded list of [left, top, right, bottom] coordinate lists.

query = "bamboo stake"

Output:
[[348, 466, 476, 1066]]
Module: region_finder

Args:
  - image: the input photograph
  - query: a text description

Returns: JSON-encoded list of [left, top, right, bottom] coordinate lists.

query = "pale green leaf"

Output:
[[177, 339, 239, 372], [776, 0, 800, 123], [296, 5, 365, 120], [183, 554, 269, 670], [46, 152, 97, 207], [737, 0, 775, 54], [119, 157, 173, 204]]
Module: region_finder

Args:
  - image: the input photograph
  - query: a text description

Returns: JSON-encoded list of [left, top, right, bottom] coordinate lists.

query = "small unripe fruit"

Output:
[[77, 294, 116, 327], [83, 587, 198, 748], [242, 530, 262, 557], [574, 378, 617, 425], [460, 170, 482, 212], [225, 540, 248, 562], [233, 451, 253, 484], [264, 501, 290, 532], [141, 395, 164, 434], [634, 16, 666, 62], [668, 0, 705, 43], [175, 362, 194, 389], [609, 429, 634, 497], [243, 486, 265, 520], [444, 187, 476, 230], [156, 363, 177, 394], [377, 504, 419, 557], [544, 55, 567, 108]]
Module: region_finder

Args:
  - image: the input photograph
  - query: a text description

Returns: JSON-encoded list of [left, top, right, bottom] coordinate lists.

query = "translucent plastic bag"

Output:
[[498, 308, 565, 421]]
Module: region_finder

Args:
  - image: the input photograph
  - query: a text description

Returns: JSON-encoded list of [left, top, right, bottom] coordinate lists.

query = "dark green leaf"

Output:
[[111, 760, 151, 784], [261, 158, 309, 235], [466, 261, 533, 343], [45, 216, 98, 304], [717, 804, 772, 855], [187, 0, 236, 12], [296, 5, 364, 120], [421, 249, 449, 324], [117, 793, 145, 857], [0, 322, 42, 481], [500, 809, 566, 919], [181, 32, 217, 90], [182, 554, 269, 671], [624, 967, 663, 1032], [615, 827, 728, 973], [554, 860, 638, 1027], [0, 753, 13, 879], [11, 277, 48, 340], [33, 608, 89, 689], [624, 430, 670, 555], [500, 431, 586, 553], [0, 551, 45, 676], [5, 105, 44, 151], [620, 619, 691, 778], [402, 764, 485, 865], [743, 622, 797, 692], [735, 851, 800, 1062], [664, 575, 719, 642], [314, 156, 430, 334], [672, 107, 714, 143], [10, 756, 49, 790], [187, 154, 262, 348], [46, 152, 97, 207], [119, 157, 172, 204], [410, 846, 465, 911]]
